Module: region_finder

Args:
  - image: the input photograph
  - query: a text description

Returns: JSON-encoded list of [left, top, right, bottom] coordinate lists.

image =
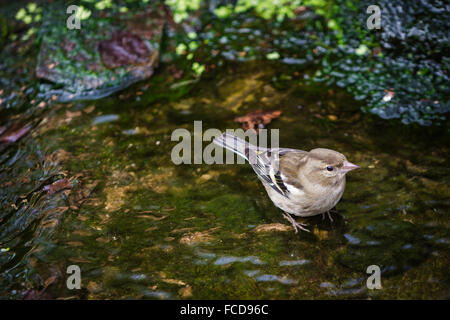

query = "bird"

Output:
[[213, 132, 360, 233]]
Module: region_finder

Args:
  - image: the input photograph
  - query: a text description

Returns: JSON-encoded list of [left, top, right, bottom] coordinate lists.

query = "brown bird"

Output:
[[213, 132, 360, 232]]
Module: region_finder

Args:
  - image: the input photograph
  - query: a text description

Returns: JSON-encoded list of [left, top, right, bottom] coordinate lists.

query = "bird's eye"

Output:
[[326, 166, 334, 171]]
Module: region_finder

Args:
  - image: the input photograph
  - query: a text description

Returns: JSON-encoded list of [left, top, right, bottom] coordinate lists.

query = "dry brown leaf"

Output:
[[65, 110, 82, 120], [234, 109, 281, 131], [72, 230, 92, 236], [327, 115, 338, 121], [40, 219, 59, 229], [66, 241, 84, 247], [95, 237, 110, 243], [84, 105, 96, 113], [44, 275, 57, 289], [179, 285, 193, 298], [98, 31, 153, 69], [253, 223, 292, 232], [43, 178, 72, 195], [171, 227, 195, 234], [162, 278, 186, 286], [179, 228, 219, 245], [137, 214, 167, 221]]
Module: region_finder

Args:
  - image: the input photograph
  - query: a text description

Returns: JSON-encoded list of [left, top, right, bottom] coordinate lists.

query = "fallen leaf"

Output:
[[158, 272, 186, 286], [0, 124, 31, 144], [254, 223, 291, 232], [234, 109, 281, 131], [162, 278, 186, 286], [327, 115, 338, 121], [137, 214, 167, 221], [72, 230, 92, 236], [98, 31, 153, 69], [40, 218, 59, 229], [179, 285, 193, 298], [81, 181, 99, 198], [137, 210, 156, 214], [84, 105, 95, 113], [43, 178, 72, 195], [44, 276, 57, 289], [179, 228, 219, 245], [95, 237, 110, 243], [66, 241, 84, 247], [171, 227, 195, 234], [49, 149, 71, 163], [65, 110, 82, 120]]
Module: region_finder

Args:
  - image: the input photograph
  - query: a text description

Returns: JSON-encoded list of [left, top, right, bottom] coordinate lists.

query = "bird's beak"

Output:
[[342, 161, 360, 173]]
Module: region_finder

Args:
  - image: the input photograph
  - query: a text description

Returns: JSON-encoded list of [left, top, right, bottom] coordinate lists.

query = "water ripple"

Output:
[[214, 255, 265, 266]]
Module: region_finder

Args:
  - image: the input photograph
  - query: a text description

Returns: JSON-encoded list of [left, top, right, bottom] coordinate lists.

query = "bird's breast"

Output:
[[265, 178, 346, 217]]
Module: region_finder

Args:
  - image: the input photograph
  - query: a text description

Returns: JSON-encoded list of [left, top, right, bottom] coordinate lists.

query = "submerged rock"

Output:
[[36, 3, 167, 102]]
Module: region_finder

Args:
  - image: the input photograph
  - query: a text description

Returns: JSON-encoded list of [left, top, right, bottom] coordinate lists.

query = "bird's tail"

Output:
[[213, 132, 264, 162]]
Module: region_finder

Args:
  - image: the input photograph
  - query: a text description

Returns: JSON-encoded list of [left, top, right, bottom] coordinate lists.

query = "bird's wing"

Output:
[[278, 150, 309, 192], [250, 148, 306, 198]]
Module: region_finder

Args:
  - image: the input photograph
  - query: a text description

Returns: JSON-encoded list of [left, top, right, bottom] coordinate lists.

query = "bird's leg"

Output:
[[322, 210, 334, 222], [326, 210, 334, 223], [282, 213, 310, 233]]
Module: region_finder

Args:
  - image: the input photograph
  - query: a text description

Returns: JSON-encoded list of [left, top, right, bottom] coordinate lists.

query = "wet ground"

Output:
[[1, 1, 449, 300], [1, 60, 449, 299]]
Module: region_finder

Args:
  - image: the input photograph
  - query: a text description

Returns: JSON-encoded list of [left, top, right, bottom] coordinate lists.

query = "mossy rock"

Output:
[[36, 3, 166, 102], [203, 194, 261, 232]]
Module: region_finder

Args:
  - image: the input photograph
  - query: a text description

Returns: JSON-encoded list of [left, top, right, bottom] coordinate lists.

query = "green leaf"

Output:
[[266, 52, 280, 60], [15, 8, 27, 20]]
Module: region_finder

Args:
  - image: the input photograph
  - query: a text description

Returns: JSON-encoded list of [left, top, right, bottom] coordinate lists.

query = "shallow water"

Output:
[[1, 0, 449, 299], [1, 60, 449, 299]]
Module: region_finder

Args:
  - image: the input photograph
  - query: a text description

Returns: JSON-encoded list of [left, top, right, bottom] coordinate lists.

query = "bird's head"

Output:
[[305, 148, 359, 186]]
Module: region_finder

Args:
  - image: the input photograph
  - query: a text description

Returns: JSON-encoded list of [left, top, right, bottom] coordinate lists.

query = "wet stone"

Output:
[[35, 3, 166, 101]]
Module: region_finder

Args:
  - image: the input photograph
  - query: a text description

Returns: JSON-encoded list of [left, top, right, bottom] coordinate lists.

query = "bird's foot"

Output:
[[283, 213, 310, 233]]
